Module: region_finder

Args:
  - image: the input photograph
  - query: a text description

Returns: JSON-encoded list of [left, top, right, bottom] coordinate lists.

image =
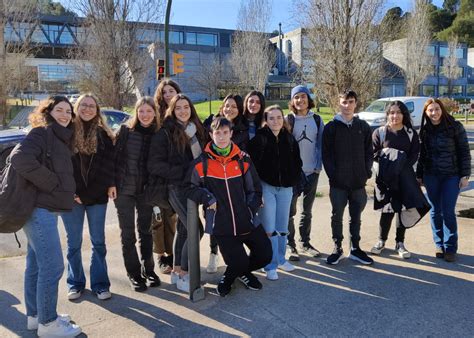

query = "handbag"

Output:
[[144, 175, 172, 209]]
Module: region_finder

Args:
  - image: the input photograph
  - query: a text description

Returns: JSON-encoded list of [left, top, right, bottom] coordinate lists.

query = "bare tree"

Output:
[[0, 0, 38, 126], [67, 0, 164, 110], [230, 0, 275, 93], [404, 0, 432, 96], [297, 0, 387, 110], [441, 35, 462, 97]]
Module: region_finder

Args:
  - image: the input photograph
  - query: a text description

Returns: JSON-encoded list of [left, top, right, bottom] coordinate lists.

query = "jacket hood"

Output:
[[204, 141, 242, 164], [333, 113, 354, 126]]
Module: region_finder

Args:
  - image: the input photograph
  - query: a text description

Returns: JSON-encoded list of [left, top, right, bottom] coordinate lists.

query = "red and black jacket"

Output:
[[185, 142, 262, 236]]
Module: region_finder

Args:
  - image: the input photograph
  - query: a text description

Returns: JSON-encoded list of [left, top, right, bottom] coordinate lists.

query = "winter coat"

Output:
[[73, 128, 115, 205], [10, 122, 75, 212], [203, 114, 249, 151], [322, 115, 373, 190], [186, 142, 262, 236], [247, 126, 302, 187], [416, 119, 471, 178]]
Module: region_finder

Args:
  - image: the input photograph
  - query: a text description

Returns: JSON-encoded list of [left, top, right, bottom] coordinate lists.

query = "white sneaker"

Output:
[[37, 316, 81, 337], [67, 289, 82, 301], [27, 314, 71, 331], [278, 261, 296, 272], [96, 290, 112, 300], [206, 253, 219, 273], [266, 270, 278, 280], [396, 242, 411, 259], [170, 271, 179, 284], [371, 240, 385, 255], [176, 274, 190, 293]]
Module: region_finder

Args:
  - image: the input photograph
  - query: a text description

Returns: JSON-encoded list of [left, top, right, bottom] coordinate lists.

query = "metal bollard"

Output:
[[187, 199, 205, 302]]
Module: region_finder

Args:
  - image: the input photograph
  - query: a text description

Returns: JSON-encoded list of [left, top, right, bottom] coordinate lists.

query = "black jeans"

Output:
[[288, 172, 320, 247], [329, 187, 367, 249], [379, 213, 406, 243], [215, 225, 272, 282], [114, 194, 154, 278]]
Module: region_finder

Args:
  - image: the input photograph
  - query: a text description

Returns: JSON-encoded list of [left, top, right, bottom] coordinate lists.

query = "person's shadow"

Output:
[[0, 290, 35, 337]]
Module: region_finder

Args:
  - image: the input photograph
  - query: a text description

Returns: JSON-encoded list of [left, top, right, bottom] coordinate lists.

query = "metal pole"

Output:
[[187, 199, 205, 302], [164, 0, 172, 77]]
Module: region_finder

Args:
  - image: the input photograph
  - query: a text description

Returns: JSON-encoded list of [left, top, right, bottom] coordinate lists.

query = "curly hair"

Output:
[[28, 95, 74, 128]]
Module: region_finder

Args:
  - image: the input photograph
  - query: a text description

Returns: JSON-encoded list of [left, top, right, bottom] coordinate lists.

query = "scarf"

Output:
[[184, 122, 202, 159]]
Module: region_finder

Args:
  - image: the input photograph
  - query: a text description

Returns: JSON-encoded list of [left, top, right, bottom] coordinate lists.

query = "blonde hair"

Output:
[[127, 96, 160, 132]]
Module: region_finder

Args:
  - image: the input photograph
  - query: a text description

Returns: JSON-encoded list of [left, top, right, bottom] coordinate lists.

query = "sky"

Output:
[[60, 0, 445, 32]]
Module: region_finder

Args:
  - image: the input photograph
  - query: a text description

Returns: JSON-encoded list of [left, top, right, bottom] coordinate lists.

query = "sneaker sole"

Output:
[[370, 248, 384, 255], [349, 254, 374, 265], [301, 250, 321, 257], [326, 255, 345, 265], [237, 278, 261, 290], [67, 291, 83, 301]]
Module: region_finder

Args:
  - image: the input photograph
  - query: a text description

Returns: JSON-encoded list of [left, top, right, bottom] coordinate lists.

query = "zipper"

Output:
[[276, 135, 282, 186], [80, 153, 94, 187], [222, 162, 238, 236]]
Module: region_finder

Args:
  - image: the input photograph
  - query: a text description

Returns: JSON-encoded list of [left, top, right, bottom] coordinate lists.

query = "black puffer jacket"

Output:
[[322, 116, 373, 190], [203, 114, 249, 151], [248, 126, 302, 187], [73, 128, 115, 205], [416, 119, 471, 178], [148, 120, 203, 186], [10, 122, 75, 212]]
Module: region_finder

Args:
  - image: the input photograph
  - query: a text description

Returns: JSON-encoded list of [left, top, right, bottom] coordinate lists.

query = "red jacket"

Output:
[[186, 142, 262, 236]]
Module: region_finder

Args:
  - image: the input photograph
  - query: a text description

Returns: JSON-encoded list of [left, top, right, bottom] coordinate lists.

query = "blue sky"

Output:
[[169, 0, 444, 32]]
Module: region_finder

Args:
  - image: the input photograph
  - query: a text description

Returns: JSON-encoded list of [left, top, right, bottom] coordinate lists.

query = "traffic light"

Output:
[[173, 53, 184, 74], [156, 59, 165, 80]]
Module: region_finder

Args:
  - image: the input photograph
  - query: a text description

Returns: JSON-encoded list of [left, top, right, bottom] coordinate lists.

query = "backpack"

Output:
[[0, 128, 54, 245], [287, 112, 322, 140]]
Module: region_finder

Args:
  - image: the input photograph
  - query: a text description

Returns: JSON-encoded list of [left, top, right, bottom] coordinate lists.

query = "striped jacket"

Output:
[[186, 142, 262, 236]]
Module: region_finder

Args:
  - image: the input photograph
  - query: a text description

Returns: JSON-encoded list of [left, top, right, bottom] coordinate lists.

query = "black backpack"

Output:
[[0, 128, 53, 245], [286, 112, 322, 140]]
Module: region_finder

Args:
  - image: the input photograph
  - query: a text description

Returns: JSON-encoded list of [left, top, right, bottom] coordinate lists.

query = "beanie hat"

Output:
[[291, 85, 311, 99]]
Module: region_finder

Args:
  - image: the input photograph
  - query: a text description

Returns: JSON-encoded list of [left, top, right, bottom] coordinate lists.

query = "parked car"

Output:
[[0, 109, 130, 168], [357, 96, 429, 130]]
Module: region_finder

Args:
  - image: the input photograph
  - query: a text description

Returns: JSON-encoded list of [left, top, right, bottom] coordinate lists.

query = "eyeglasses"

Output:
[[79, 103, 96, 110]]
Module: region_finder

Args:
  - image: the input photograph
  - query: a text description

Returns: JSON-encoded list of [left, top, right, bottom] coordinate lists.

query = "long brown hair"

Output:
[[262, 104, 290, 131], [420, 98, 454, 129], [73, 93, 114, 154], [29, 95, 74, 128], [127, 96, 160, 132], [164, 94, 206, 153], [153, 78, 182, 119]]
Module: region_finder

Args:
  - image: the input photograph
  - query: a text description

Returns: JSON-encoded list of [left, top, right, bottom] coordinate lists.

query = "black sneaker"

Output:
[[301, 243, 321, 257], [238, 272, 262, 290], [158, 256, 172, 274], [349, 248, 374, 265], [129, 276, 147, 292], [326, 247, 344, 265], [216, 275, 233, 297], [287, 245, 300, 262], [142, 271, 161, 287]]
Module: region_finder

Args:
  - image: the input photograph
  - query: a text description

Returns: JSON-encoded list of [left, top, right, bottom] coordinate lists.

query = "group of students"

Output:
[[8, 80, 471, 337]]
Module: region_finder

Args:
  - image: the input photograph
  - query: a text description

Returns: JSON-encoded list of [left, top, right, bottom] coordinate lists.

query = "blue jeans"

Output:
[[260, 182, 293, 271], [423, 175, 460, 253], [329, 187, 367, 248], [61, 203, 110, 293], [23, 208, 64, 325], [288, 173, 320, 247]]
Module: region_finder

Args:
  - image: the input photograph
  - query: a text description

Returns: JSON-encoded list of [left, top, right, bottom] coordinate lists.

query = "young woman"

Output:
[[151, 79, 182, 274], [148, 94, 207, 292], [203, 94, 249, 272], [243, 90, 265, 140], [60, 94, 115, 301], [248, 105, 303, 280], [370, 101, 420, 259], [416, 98, 471, 262], [10, 96, 81, 336], [203, 94, 249, 151], [111, 97, 161, 291]]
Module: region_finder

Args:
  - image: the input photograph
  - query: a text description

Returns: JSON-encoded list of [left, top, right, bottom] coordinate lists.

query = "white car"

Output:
[[357, 96, 429, 130]]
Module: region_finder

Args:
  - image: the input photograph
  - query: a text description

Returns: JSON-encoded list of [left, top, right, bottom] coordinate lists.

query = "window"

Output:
[[427, 45, 436, 56], [439, 46, 464, 58], [186, 32, 217, 46], [467, 84, 474, 96], [405, 101, 414, 113], [421, 85, 435, 96], [43, 24, 62, 43], [58, 27, 74, 45], [220, 33, 230, 48], [138, 29, 158, 42], [185, 32, 196, 45], [439, 66, 464, 78], [438, 85, 463, 96], [4, 23, 20, 42], [31, 25, 49, 43]]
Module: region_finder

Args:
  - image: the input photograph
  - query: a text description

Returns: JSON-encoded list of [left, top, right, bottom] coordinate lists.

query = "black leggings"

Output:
[[379, 213, 406, 243]]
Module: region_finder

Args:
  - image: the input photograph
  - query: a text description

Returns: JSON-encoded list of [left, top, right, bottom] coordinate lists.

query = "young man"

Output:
[[322, 90, 374, 265], [286, 85, 324, 261], [186, 117, 272, 297]]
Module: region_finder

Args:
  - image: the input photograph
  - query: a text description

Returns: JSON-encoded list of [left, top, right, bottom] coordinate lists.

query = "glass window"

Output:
[[220, 33, 230, 48], [58, 27, 74, 45], [31, 25, 49, 43], [75, 27, 87, 44], [467, 84, 474, 96], [438, 85, 463, 96], [196, 33, 217, 46], [439, 66, 464, 78], [440, 46, 464, 58], [4, 23, 20, 42], [158, 31, 183, 44], [405, 101, 414, 113], [427, 45, 436, 56], [137, 29, 158, 42], [186, 32, 196, 45], [421, 85, 435, 96]]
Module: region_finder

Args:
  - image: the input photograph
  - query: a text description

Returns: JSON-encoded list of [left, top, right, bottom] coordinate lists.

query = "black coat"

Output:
[[322, 117, 373, 190], [203, 114, 249, 151], [417, 119, 471, 178], [148, 120, 201, 186], [72, 128, 115, 205], [10, 122, 75, 212], [248, 126, 302, 187]]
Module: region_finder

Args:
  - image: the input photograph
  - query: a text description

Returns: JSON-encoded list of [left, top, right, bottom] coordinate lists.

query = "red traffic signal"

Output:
[[156, 59, 165, 80]]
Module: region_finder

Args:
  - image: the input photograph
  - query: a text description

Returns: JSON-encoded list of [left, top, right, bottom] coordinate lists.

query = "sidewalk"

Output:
[[0, 191, 473, 337]]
